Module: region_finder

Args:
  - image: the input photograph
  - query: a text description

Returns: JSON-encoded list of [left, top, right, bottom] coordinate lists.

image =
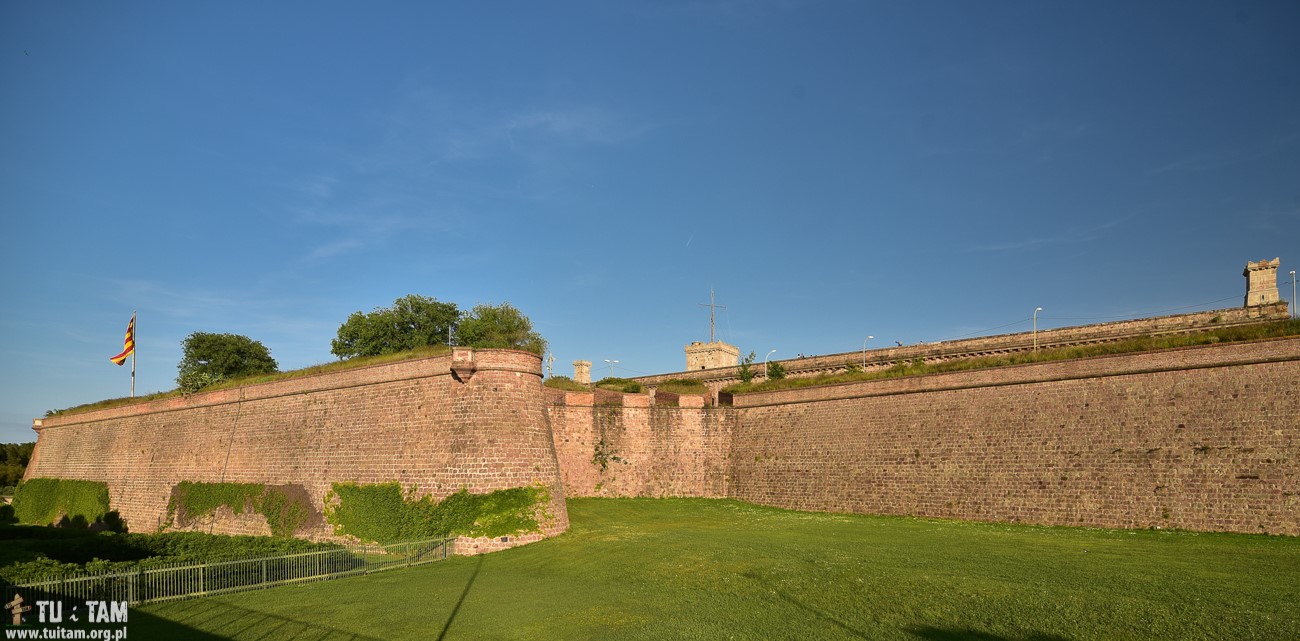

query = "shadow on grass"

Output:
[[908, 626, 1073, 641], [773, 588, 871, 639], [437, 554, 484, 641], [137, 598, 385, 641]]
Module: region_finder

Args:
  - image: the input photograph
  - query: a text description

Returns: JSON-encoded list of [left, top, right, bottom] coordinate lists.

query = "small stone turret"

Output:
[[573, 360, 592, 385], [1244, 258, 1281, 307]]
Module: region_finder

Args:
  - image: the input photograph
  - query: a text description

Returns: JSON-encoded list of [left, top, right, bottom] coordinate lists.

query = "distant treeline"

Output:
[[2, 442, 35, 488]]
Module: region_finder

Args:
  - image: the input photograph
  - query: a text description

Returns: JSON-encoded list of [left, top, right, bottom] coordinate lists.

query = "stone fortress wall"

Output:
[[634, 302, 1291, 398], [24, 348, 569, 554], [23, 259, 1298, 544]]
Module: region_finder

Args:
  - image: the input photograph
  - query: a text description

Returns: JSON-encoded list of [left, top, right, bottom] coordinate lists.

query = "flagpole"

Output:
[[130, 311, 137, 397]]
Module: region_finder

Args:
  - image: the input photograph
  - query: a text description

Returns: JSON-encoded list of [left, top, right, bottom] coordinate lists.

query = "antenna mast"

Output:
[[698, 289, 726, 343]]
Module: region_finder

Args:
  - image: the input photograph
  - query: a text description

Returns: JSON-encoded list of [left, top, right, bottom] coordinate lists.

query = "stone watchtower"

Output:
[[572, 360, 592, 385], [1245, 258, 1281, 306], [685, 341, 740, 371]]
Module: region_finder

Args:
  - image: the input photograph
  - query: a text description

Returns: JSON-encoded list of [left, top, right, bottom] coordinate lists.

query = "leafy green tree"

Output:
[[767, 361, 786, 380], [177, 332, 278, 392], [738, 351, 757, 384], [457, 302, 547, 355], [0, 442, 33, 489], [331, 295, 460, 359]]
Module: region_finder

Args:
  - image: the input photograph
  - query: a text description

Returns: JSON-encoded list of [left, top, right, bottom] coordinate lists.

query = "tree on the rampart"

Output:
[[177, 332, 278, 393], [766, 361, 786, 380], [738, 351, 757, 383], [331, 294, 461, 359], [330, 296, 547, 358], [457, 302, 547, 355]]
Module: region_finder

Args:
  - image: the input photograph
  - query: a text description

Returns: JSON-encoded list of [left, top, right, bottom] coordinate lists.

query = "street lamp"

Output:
[[861, 335, 874, 369], [603, 359, 619, 378], [1291, 270, 1297, 318], [764, 349, 776, 377], [1033, 307, 1043, 351]]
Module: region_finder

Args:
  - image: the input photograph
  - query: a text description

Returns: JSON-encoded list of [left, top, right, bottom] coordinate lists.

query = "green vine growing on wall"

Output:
[[11, 478, 112, 525], [166, 481, 318, 538], [592, 438, 626, 472], [324, 482, 551, 544]]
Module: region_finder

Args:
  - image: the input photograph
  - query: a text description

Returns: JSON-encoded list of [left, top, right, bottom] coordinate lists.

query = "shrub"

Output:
[[595, 377, 643, 393], [544, 376, 589, 391], [656, 379, 708, 394], [767, 361, 786, 380], [0, 503, 17, 526], [12, 478, 112, 525]]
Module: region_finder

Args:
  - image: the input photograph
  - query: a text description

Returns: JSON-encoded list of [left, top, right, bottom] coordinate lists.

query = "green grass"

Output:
[[133, 498, 1300, 640], [543, 375, 590, 391], [655, 378, 709, 394], [726, 318, 1300, 394], [46, 345, 452, 417]]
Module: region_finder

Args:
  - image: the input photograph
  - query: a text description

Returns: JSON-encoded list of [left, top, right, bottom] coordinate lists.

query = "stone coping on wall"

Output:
[[732, 336, 1300, 408], [544, 389, 711, 408], [636, 303, 1291, 386], [34, 348, 542, 430]]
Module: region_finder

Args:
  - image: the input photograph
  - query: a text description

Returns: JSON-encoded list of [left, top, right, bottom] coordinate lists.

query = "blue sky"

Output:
[[2, 1, 1297, 443]]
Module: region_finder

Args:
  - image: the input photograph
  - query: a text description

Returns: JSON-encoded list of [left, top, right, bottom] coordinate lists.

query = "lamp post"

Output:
[[764, 349, 776, 377], [1033, 307, 1043, 351], [861, 335, 874, 369], [1291, 270, 1297, 318], [603, 359, 619, 378]]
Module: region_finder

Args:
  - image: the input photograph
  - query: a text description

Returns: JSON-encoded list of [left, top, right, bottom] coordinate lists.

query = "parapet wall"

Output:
[[25, 348, 569, 550], [545, 390, 733, 498], [636, 303, 1292, 393], [730, 337, 1300, 534]]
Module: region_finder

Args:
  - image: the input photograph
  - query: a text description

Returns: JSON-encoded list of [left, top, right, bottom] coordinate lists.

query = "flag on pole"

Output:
[[110, 314, 136, 366]]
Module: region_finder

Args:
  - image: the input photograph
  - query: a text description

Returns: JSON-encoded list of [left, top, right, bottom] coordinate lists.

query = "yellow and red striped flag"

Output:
[[110, 314, 136, 366]]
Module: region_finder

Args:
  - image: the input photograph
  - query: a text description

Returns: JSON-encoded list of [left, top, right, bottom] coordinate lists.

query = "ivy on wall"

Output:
[[11, 478, 112, 525], [324, 482, 550, 544], [166, 481, 319, 538]]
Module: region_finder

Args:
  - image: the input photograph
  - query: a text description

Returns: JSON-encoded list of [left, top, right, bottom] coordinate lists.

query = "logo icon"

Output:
[[4, 593, 32, 626]]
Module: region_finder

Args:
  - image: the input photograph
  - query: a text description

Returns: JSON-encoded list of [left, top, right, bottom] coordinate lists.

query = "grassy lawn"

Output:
[[132, 498, 1300, 641]]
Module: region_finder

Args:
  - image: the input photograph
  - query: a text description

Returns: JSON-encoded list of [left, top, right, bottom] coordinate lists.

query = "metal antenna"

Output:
[[698, 288, 726, 343]]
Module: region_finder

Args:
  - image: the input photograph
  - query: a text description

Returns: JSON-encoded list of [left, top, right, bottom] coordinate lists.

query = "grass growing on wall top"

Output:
[[542, 375, 589, 391], [46, 344, 454, 417], [325, 482, 550, 544], [594, 377, 643, 393], [11, 478, 112, 526], [726, 318, 1300, 394], [655, 378, 709, 394], [135, 498, 1300, 641]]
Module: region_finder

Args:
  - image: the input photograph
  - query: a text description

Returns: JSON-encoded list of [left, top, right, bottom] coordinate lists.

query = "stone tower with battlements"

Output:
[[685, 341, 740, 371], [1245, 258, 1281, 306]]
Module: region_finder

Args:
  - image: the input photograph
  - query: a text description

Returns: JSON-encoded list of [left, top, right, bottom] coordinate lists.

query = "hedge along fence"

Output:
[[166, 481, 321, 538], [12, 478, 112, 525], [324, 482, 552, 544]]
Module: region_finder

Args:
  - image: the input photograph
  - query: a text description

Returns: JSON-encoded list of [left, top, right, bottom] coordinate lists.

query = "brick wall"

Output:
[[24, 337, 1299, 542], [546, 391, 733, 498], [25, 348, 569, 550], [730, 338, 1300, 535]]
